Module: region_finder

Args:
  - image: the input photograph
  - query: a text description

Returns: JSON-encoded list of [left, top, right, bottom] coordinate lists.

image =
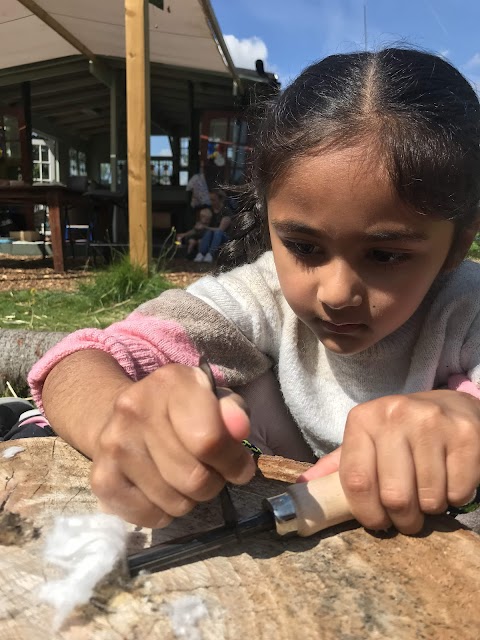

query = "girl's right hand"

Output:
[[90, 363, 255, 528]]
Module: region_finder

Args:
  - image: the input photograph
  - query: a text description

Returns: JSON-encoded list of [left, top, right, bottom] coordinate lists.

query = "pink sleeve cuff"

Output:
[[28, 312, 225, 412], [447, 374, 480, 400]]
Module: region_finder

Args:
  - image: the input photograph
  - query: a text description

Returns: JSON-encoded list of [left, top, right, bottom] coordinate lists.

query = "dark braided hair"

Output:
[[218, 48, 480, 271]]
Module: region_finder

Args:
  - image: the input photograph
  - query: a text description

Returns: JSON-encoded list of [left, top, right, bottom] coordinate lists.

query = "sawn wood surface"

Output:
[[0, 437, 479, 640]]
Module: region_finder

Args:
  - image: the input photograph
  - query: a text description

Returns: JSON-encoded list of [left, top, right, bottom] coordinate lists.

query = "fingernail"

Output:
[[459, 489, 478, 507]]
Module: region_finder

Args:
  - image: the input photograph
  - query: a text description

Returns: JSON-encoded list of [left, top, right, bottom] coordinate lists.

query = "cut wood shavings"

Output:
[[39, 513, 127, 630], [2, 446, 25, 459], [164, 595, 208, 640]]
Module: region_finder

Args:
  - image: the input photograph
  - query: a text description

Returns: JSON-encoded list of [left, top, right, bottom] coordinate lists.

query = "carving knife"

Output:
[[127, 470, 352, 576]]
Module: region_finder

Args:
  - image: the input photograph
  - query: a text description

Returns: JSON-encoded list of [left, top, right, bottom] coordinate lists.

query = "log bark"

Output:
[[0, 437, 479, 639], [0, 330, 66, 392]]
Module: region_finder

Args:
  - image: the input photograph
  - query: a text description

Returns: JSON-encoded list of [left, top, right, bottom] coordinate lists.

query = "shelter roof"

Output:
[[0, 1, 277, 139], [0, 0, 230, 74]]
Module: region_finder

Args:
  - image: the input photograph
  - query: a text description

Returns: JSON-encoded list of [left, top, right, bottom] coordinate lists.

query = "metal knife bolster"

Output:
[[263, 492, 299, 537]]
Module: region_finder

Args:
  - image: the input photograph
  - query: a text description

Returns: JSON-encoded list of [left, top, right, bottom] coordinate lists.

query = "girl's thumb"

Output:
[[296, 446, 342, 483], [218, 390, 251, 442]]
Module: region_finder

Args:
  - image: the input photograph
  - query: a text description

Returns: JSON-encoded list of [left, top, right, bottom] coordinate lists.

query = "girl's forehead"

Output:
[[266, 145, 455, 238], [268, 146, 394, 211], [282, 143, 386, 185]]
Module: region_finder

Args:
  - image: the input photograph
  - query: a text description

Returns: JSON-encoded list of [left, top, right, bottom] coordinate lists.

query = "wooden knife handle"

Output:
[[286, 472, 353, 536], [268, 472, 480, 537]]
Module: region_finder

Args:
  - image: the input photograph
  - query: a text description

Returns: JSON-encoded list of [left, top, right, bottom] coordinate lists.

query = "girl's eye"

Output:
[[283, 240, 321, 257], [368, 249, 409, 264]]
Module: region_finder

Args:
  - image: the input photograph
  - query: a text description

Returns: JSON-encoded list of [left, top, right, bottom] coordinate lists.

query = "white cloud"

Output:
[[223, 34, 269, 70], [465, 53, 480, 70]]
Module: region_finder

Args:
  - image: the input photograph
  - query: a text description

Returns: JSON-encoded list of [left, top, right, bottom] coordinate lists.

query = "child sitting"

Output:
[[177, 207, 212, 259]]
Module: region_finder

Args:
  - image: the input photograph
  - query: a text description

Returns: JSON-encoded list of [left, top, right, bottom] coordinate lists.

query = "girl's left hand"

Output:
[[299, 390, 480, 534]]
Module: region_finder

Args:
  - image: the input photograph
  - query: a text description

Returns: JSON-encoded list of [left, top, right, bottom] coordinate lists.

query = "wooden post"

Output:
[[20, 82, 35, 230], [125, 0, 152, 270], [188, 81, 200, 177], [47, 190, 65, 273], [110, 72, 118, 191], [170, 133, 180, 186], [20, 82, 33, 185]]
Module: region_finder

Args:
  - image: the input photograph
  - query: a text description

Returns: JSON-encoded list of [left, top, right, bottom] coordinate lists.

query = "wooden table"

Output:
[[0, 438, 479, 639], [0, 183, 85, 272]]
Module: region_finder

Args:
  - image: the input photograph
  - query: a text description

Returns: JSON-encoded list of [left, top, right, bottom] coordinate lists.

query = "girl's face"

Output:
[[267, 145, 455, 355]]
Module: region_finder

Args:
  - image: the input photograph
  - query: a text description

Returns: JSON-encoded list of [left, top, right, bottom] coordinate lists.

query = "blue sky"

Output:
[[211, 0, 480, 89], [152, 1, 480, 155]]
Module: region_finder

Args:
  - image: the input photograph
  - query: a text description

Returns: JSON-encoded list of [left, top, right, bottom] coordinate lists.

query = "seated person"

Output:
[[186, 168, 211, 210], [177, 207, 212, 259], [193, 190, 233, 263]]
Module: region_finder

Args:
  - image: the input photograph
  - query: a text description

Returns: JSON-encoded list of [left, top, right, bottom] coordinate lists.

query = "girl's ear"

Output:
[[442, 218, 480, 271]]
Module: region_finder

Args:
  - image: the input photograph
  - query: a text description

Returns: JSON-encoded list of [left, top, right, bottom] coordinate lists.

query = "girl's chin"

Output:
[[321, 339, 370, 356], [315, 330, 376, 355]]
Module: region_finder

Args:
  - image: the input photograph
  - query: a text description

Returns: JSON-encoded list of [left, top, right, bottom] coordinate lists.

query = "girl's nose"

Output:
[[317, 260, 363, 310]]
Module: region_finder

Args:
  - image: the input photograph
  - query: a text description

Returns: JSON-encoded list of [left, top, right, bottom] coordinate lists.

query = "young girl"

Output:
[[29, 48, 480, 535]]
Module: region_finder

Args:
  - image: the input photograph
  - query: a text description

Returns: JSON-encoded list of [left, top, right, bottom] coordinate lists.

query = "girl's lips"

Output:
[[320, 320, 366, 334]]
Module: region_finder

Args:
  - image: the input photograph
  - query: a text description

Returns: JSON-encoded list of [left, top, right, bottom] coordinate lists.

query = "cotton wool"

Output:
[[39, 513, 127, 630]]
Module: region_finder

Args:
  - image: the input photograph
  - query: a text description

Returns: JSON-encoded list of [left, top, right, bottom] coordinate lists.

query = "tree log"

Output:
[[0, 330, 66, 392], [0, 438, 479, 639]]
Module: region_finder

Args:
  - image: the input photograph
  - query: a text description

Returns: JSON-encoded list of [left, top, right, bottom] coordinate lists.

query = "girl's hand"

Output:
[[90, 363, 255, 528], [299, 390, 480, 534]]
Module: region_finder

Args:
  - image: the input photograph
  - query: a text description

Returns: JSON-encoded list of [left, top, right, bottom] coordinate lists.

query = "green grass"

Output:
[[0, 255, 174, 332], [1, 235, 479, 334], [468, 236, 480, 261]]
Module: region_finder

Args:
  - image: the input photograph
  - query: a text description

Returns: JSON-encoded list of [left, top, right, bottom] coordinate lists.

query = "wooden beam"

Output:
[[150, 87, 231, 104], [125, 0, 152, 270], [150, 62, 233, 82], [63, 123, 110, 135], [0, 58, 88, 87], [83, 127, 113, 136], [31, 114, 88, 144], [89, 60, 114, 89], [15, 0, 97, 61], [34, 91, 109, 112], [52, 112, 109, 125], [30, 76, 99, 98], [107, 56, 234, 82], [14, 1, 114, 90]]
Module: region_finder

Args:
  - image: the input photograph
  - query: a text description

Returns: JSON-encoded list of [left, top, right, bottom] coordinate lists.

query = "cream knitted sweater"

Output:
[[189, 253, 480, 455]]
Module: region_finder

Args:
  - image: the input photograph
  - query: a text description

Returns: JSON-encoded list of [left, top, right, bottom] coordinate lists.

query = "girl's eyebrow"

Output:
[[271, 221, 317, 234], [367, 230, 429, 242], [271, 221, 429, 242]]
